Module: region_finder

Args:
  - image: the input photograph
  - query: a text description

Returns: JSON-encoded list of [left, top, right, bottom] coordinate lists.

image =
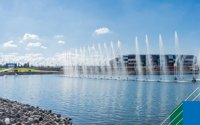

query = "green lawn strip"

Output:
[[0, 68, 5, 71], [5, 68, 57, 73]]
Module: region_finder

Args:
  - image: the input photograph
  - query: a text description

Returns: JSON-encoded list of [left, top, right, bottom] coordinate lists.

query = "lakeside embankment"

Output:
[[0, 98, 72, 125], [1, 71, 63, 75], [0, 67, 63, 76]]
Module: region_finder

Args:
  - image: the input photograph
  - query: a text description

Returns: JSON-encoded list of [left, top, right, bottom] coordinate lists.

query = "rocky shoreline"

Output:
[[0, 98, 72, 125]]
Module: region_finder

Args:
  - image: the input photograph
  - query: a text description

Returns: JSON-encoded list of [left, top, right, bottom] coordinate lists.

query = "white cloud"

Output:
[[8, 53, 18, 55], [54, 35, 64, 39], [41, 46, 47, 49], [27, 42, 41, 47], [57, 40, 65, 44], [0, 52, 68, 66], [26, 42, 47, 49], [25, 53, 42, 57], [25, 48, 30, 51], [94, 27, 111, 35], [23, 33, 40, 41], [3, 40, 18, 48]]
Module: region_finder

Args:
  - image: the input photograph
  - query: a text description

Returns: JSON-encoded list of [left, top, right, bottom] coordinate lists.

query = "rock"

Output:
[[27, 107, 34, 112], [0, 120, 4, 124], [32, 111, 38, 115], [57, 114, 61, 118], [16, 122, 22, 125], [24, 121, 32, 125], [16, 113, 21, 118], [54, 121, 59, 125], [39, 117, 43, 121], [44, 122, 51, 125], [10, 118, 16, 123], [48, 110, 52, 113], [0, 97, 72, 125], [0, 111, 4, 116], [22, 108, 27, 113], [28, 117, 33, 122], [34, 118, 40, 123], [55, 118, 61, 122], [5, 118, 10, 124]]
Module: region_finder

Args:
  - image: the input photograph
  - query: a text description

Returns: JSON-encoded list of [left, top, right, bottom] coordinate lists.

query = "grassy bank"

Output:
[[0, 68, 5, 71], [1, 68, 57, 73]]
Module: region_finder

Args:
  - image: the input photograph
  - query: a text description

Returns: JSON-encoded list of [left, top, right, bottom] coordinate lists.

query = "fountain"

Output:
[[116, 40, 128, 80], [110, 41, 118, 79], [135, 37, 144, 81], [198, 52, 200, 81], [104, 43, 113, 79], [174, 31, 179, 80], [159, 34, 168, 81], [145, 35, 154, 81], [174, 32, 184, 81], [62, 33, 199, 83], [98, 44, 104, 78], [81, 47, 87, 78], [192, 55, 197, 82], [92, 46, 99, 79]]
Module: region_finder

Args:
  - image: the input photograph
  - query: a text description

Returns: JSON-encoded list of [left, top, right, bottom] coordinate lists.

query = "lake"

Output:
[[0, 75, 199, 124]]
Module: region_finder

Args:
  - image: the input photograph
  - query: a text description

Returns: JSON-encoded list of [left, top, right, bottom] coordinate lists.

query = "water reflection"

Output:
[[0, 75, 199, 124]]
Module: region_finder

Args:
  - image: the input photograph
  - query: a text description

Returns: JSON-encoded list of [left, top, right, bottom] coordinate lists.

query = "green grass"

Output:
[[4, 68, 56, 73], [0, 68, 5, 71]]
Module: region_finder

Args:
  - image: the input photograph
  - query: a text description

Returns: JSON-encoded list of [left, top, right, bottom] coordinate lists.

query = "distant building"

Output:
[[110, 54, 196, 68], [23, 62, 30, 68], [4, 63, 17, 68]]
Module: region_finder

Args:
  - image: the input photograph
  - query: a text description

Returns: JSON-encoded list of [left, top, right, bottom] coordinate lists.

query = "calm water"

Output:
[[0, 75, 199, 125]]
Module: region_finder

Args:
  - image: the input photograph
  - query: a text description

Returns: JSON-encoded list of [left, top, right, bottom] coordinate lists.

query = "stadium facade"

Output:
[[110, 54, 197, 74]]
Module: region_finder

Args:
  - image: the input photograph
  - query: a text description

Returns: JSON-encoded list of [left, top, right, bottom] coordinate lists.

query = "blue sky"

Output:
[[0, 0, 200, 57]]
